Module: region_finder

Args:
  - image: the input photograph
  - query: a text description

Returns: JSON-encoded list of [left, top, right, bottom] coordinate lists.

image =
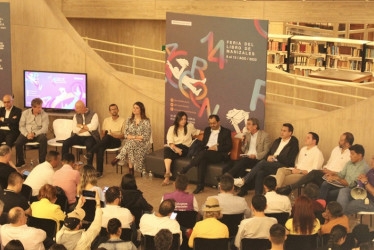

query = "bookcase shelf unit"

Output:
[[364, 41, 374, 72], [267, 34, 292, 72]]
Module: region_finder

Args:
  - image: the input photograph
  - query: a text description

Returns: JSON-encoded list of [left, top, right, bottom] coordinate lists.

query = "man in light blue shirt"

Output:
[[319, 144, 368, 204]]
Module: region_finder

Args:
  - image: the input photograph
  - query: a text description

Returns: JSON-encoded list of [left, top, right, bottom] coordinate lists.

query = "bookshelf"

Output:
[[364, 41, 374, 72], [267, 34, 291, 72]]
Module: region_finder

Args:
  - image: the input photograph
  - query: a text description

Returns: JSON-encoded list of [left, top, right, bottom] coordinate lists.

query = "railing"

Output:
[[82, 37, 374, 112]]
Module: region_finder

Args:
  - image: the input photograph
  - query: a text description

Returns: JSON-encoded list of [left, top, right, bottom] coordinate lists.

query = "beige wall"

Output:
[[6, 0, 374, 164]]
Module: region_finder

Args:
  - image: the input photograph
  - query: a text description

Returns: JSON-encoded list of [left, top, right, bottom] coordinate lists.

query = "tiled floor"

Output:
[[17, 147, 373, 231]]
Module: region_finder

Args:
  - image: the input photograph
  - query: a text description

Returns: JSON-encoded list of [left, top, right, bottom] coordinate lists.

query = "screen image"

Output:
[[24, 70, 87, 110]]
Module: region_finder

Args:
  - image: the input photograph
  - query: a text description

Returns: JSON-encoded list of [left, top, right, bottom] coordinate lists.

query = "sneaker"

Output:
[[234, 178, 244, 188]]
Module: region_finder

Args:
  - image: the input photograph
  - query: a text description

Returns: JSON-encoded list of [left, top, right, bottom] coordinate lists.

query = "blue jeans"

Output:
[[319, 181, 341, 202], [344, 199, 374, 215], [337, 187, 353, 212]]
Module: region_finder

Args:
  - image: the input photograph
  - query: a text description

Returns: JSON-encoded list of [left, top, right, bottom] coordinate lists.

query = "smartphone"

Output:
[[170, 212, 177, 220], [103, 187, 109, 193], [82, 190, 96, 198], [23, 171, 30, 176]]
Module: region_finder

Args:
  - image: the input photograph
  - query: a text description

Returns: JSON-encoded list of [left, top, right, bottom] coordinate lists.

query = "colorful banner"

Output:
[[0, 3, 12, 96], [165, 13, 268, 136]]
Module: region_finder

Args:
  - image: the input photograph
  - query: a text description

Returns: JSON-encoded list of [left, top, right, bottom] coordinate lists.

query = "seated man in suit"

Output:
[[0, 95, 22, 147], [180, 115, 232, 194], [85, 104, 124, 177], [62, 100, 100, 166], [235, 123, 299, 196], [14, 98, 48, 167], [225, 117, 271, 178]]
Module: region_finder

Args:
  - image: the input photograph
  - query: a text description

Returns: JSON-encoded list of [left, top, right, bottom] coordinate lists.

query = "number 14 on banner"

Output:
[[200, 32, 225, 69]]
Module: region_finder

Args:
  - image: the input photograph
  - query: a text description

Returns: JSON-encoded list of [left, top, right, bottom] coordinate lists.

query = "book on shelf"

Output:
[[326, 43, 362, 57], [290, 42, 325, 54], [267, 53, 286, 64], [268, 40, 287, 52]]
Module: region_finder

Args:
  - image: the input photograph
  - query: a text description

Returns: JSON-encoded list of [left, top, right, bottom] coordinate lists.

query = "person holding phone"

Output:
[[78, 165, 105, 202]]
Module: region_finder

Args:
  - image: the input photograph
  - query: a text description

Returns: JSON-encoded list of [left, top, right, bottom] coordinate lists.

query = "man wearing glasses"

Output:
[[0, 95, 22, 147]]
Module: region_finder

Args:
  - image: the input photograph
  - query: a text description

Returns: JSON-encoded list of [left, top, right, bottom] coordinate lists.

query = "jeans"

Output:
[[336, 187, 353, 212], [319, 181, 341, 202]]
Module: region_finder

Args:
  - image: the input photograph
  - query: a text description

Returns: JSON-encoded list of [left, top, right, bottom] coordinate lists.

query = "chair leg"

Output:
[[105, 151, 108, 164], [371, 215, 372, 227]]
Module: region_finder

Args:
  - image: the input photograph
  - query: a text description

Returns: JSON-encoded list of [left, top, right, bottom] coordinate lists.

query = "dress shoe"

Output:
[[193, 185, 204, 194], [237, 189, 248, 197], [96, 172, 103, 178], [234, 178, 244, 188], [276, 185, 292, 196], [111, 158, 120, 166]]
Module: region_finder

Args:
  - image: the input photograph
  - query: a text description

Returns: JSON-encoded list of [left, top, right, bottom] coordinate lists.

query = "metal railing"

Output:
[[82, 37, 374, 111]]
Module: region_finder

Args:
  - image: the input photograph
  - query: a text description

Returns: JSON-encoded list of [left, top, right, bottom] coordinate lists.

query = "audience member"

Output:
[[24, 151, 60, 196], [0, 94, 22, 147], [78, 165, 105, 202], [162, 174, 198, 211], [180, 115, 232, 194], [352, 224, 373, 249], [30, 184, 66, 230], [1, 207, 46, 249], [120, 174, 153, 228], [206, 174, 251, 217], [139, 199, 182, 244], [345, 155, 374, 215], [263, 176, 291, 215], [15, 98, 48, 167], [102, 186, 133, 228], [85, 104, 125, 177], [56, 193, 102, 249], [285, 195, 320, 235], [320, 201, 349, 235], [188, 197, 229, 248], [275, 132, 324, 188], [112, 101, 152, 175], [236, 123, 299, 196], [162, 111, 200, 185], [319, 144, 368, 204], [0, 172, 30, 215], [0, 145, 17, 189], [98, 218, 137, 250], [154, 229, 173, 250], [4, 239, 24, 250], [321, 225, 347, 250], [62, 100, 100, 166], [225, 117, 271, 178], [277, 133, 353, 195], [235, 194, 277, 248], [52, 153, 81, 206], [301, 183, 325, 224], [269, 224, 287, 250]]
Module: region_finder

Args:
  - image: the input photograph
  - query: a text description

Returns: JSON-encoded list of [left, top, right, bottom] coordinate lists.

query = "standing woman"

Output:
[[112, 102, 151, 175], [163, 111, 200, 185]]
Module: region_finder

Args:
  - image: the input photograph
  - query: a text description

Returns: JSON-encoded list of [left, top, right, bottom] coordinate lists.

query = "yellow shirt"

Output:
[[31, 198, 66, 230], [188, 218, 229, 248], [285, 218, 320, 235]]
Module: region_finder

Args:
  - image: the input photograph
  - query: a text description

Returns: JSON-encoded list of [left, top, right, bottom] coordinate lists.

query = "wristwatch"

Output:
[[364, 181, 369, 185]]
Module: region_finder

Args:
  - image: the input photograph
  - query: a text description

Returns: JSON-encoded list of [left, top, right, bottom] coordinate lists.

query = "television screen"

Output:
[[24, 70, 87, 110]]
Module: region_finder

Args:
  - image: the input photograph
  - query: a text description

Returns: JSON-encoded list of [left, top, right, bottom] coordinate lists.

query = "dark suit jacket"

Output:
[[241, 130, 272, 160], [0, 106, 22, 134], [202, 126, 232, 157], [267, 136, 299, 167]]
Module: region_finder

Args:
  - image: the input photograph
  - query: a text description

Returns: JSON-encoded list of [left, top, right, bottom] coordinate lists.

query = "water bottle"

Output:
[[142, 169, 147, 179], [30, 160, 34, 168], [290, 192, 296, 206], [149, 171, 153, 180]]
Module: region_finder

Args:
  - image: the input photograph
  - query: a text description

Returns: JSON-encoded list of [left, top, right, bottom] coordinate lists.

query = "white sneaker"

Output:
[[234, 178, 244, 187]]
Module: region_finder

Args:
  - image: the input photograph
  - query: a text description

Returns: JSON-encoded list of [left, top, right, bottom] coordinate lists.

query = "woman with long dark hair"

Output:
[[318, 225, 347, 250], [162, 111, 200, 185], [112, 102, 151, 175], [285, 195, 320, 235]]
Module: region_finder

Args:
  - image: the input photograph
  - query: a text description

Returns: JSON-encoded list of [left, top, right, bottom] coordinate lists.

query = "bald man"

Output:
[[0, 95, 22, 147], [62, 101, 100, 166]]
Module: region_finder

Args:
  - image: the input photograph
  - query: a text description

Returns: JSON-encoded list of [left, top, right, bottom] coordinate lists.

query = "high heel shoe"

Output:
[[111, 158, 120, 166], [129, 168, 134, 176], [162, 173, 172, 186]]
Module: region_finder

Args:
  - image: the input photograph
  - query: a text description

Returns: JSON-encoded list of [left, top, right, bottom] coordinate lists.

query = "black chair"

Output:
[[265, 213, 289, 226], [143, 234, 180, 250], [99, 227, 133, 241], [193, 238, 229, 250], [219, 213, 244, 238], [284, 234, 318, 250], [55, 194, 68, 213], [20, 184, 32, 203], [241, 238, 272, 250], [0, 212, 8, 225], [27, 216, 57, 239], [176, 210, 198, 229], [81, 199, 103, 223]]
